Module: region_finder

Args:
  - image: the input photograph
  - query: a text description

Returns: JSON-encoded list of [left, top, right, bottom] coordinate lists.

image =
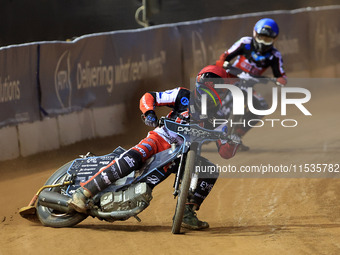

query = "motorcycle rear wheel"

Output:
[[36, 161, 88, 227], [171, 150, 195, 234]]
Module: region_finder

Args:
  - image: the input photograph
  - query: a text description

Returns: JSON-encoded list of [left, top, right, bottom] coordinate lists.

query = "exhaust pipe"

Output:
[[90, 202, 149, 221], [38, 190, 72, 213]]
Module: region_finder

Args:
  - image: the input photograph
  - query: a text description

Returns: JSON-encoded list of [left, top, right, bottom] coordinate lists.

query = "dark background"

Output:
[[0, 0, 338, 46]]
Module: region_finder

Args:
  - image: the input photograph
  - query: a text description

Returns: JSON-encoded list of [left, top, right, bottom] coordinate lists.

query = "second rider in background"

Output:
[[216, 18, 287, 151]]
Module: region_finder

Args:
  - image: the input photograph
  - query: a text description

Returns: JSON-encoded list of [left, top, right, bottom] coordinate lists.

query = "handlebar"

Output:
[[157, 117, 241, 145], [140, 116, 241, 144], [224, 63, 280, 86]]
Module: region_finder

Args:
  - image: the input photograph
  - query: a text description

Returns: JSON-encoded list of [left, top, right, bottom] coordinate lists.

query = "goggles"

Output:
[[254, 33, 275, 45]]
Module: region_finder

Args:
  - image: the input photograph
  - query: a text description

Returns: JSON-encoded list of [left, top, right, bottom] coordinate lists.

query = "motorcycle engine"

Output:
[[100, 182, 152, 212]]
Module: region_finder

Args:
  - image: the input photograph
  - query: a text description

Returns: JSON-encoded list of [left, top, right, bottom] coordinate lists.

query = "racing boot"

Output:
[[181, 204, 209, 230], [68, 188, 91, 214]]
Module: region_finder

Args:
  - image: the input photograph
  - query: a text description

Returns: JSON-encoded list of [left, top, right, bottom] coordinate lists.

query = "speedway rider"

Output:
[[69, 65, 240, 230], [216, 18, 287, 151]]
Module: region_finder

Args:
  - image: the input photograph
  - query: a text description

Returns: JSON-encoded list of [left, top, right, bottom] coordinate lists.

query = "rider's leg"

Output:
[[69, 149, 143, 213], [69, 131, 171, 213], [182, 157, 219, 230]]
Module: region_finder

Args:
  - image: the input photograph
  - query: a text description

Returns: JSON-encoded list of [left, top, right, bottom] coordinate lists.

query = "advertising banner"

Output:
[[0, 45, 40, 127], [39, 26, 182, 116], [39, 37, 116, 115]]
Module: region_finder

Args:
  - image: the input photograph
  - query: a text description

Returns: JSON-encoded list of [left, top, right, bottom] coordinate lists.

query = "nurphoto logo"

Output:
[[200, 84, 312, 128]]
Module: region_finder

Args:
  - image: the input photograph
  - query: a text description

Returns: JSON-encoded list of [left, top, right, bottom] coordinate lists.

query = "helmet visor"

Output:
[[254, 33, 275, 45]]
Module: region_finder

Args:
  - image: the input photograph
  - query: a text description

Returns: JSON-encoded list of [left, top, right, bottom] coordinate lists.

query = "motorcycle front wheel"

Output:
[[36, 161, 88, 227], [171, 150, 195, 234]]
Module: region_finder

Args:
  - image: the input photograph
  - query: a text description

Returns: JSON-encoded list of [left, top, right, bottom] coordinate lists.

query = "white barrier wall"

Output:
[[0, 126, 20, 160], [18, 118, 60, 157], [0, 104, 125, 160]]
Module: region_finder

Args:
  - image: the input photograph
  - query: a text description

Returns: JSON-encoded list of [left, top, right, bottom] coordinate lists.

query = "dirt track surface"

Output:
[[1, 81, 340, 255]]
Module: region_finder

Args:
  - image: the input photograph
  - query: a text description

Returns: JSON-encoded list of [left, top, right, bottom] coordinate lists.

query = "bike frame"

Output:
[[163, 118, 226, 196], [62, 118, 225, 205]]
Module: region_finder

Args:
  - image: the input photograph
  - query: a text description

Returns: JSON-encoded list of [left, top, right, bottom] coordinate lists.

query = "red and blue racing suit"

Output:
[[216, 36, 287, 136], [81, 87, 238, 209]]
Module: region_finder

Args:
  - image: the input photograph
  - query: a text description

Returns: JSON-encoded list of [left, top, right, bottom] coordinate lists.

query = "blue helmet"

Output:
[[254, 18, 279, 38], [253, 18, 279, 53]]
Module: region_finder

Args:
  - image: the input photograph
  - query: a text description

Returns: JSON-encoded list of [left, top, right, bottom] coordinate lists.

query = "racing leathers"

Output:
[[216, 36, 287, 137], [81, 87, 238, 209], [217, 36, 286, 79]]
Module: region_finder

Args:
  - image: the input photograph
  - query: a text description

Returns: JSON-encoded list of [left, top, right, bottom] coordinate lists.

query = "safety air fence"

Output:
[[0, 6, 339, 161]]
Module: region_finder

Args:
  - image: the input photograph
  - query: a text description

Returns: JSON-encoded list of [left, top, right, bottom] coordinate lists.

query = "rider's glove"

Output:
[[222, 61, 230, 69], [144, 110, 158, 127], [227, 134, 241, 145], [276, 77, 287, 87]]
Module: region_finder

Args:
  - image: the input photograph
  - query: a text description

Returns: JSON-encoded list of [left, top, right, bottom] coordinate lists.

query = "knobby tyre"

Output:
[[171, 150, 195, 234], [36, 161, 88, 227]]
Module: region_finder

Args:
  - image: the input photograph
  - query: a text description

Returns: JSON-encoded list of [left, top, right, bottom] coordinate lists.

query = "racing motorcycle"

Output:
[[219, 64, 280, 137], [19, 117, 233, 234]]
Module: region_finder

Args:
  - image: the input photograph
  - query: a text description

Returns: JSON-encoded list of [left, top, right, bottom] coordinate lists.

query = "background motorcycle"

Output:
[[219, 64, 280, 137]]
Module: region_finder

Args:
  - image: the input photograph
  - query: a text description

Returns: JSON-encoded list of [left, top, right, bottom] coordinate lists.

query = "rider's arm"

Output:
[[140, 92, 156, 114], [139, 87, 189, 114], [270, 50, 287, 86], [216, 37, 249, 67]]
